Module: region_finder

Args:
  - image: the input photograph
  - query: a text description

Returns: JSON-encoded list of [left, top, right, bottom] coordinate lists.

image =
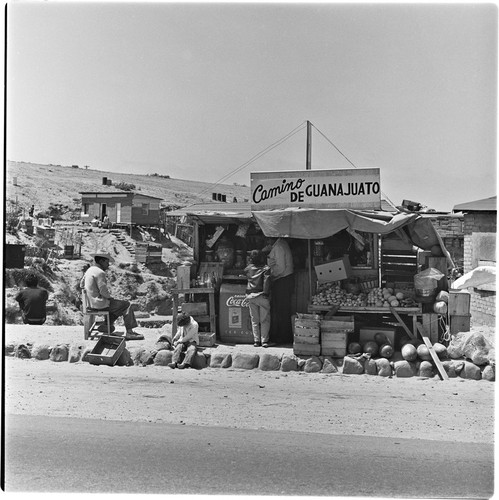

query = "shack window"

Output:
[[142, 203, 150, 215]]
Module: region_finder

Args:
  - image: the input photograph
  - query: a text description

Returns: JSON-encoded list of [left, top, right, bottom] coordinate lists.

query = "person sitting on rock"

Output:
[[80, 251, 144, 340], [15, 272, 49, 325], [168, 313, 199, 369]]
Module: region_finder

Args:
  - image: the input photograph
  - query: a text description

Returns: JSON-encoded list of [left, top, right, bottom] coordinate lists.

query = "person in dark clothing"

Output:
[[15, 273, 49, 325], [28, 205, 35, 217]]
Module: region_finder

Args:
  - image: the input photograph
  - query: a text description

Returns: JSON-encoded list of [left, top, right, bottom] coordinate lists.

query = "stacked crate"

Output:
[[320, 316, 354, 357], [448, 290, 471, 334], [293, 314, 321, 356], [136, 242, 163, 264]]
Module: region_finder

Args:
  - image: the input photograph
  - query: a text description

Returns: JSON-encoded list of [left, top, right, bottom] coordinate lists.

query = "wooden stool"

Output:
[[82, 290, 111, 340]]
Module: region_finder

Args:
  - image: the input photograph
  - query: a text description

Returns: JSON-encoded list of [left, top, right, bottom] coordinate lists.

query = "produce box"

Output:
[[86, 335, 125, 366], [320, 316, 354, 333], [321, 331, 348, 357], [293, 343, 321, 356], [448, 290, 471, 316], [315, 256, 351, 283], [359, 326, 396, 347], [181, 302, 208, 316], [198, 332, 216, 347]]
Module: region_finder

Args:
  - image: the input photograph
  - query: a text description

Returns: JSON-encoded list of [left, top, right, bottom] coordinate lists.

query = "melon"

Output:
[[375, 300, 384, 307], [348, 342, 362, 354], [379, 343, 394, 359], [374, 332, 388, 345], [417, 344, 432, 362], [433, 342, 448, 359], [401, 343, 418, 362], [433, 301, 448, 314], [363, 341, 379, 356], [395, 292, 405, 300], [389, 299, 400, 307], [436, 291, 449, 303]]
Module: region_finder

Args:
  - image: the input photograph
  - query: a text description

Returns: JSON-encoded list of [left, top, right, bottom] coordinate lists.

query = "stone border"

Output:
[[5, 341, 495, 381]]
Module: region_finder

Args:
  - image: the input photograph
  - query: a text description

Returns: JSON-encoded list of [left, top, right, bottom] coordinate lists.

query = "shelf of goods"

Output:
[[172, 287, 216, 346]]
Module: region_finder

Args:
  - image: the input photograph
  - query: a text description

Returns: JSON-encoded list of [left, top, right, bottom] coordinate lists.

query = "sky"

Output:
[[6, 1, 498, 212]]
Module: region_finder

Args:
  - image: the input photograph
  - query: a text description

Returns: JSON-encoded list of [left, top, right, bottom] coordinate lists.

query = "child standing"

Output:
[[245, 250, 271, 347]]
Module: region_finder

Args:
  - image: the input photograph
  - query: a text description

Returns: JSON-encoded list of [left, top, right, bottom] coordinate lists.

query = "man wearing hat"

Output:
[[80, 251, 144, 340], [168, 313, 199, 369]]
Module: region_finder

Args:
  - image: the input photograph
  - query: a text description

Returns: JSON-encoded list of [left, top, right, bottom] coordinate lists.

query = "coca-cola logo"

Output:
[[226, 295, 249, 307]]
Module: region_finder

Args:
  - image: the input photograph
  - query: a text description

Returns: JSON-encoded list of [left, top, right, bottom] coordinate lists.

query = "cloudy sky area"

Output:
[[6, 2, 497, 211]]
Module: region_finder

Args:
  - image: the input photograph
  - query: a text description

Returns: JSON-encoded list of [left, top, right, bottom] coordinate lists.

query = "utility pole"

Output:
[[306, 120, 312, 170]]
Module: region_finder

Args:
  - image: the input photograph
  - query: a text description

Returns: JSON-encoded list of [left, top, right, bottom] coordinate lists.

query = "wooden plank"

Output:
[[308, 304, 421, 314], [389, 306, 415, 339], [416, 323, 449, 380]]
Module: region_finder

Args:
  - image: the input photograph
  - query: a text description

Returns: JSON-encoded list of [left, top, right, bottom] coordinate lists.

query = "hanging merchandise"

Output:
[[414, 267, 445, 303], [216, 235, 235, 270]]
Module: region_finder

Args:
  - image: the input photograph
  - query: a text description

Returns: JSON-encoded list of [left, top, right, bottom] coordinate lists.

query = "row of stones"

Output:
[[6, 341, 495, 380]]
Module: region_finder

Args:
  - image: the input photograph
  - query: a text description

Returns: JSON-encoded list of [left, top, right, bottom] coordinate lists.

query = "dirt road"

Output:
[[5, 355, 494, 444]]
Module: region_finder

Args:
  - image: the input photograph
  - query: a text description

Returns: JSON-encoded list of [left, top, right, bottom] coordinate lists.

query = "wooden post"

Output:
[[306, 120, 312, 170]]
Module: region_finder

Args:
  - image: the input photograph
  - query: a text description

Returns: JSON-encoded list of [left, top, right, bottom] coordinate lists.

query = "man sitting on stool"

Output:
[[168, 313, 199, 369]]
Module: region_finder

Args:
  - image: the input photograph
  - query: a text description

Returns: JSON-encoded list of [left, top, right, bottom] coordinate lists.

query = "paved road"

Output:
[[3, 414, 493, 497]]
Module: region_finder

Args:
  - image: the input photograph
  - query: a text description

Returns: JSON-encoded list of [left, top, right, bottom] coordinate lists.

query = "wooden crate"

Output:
[[294, 316, 320, 344], [198, 332, 216, 347], [422, 313, 439, 344], [182, 302, 208, 315], [450, 314, 471, 335], [321, 331, 348, 357], [448, 290, 471, 316], [293, 343, 321, 356], [86, 335, 125, 366], [321, 316, 354, 333]]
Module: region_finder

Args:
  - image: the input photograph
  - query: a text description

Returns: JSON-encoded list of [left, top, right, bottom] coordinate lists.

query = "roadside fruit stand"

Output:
[[167, 168, 466, 367]]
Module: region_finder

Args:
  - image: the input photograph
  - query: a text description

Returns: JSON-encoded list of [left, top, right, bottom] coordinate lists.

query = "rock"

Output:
[[210, 353, 232, 368], [459, 361, 481, 380], [297, 358, 307, 369], [418, 360, 434, 378], [15, 344, 31, 359], [50, 344, 69, 362], [5, 343, 17, 356], [390, 351, 404, 363], [138, 349, 155, 366], [154, 341, 172, 352], [232, 353, 259, 370], [115, 348, 132, 366], [364, 357, 377, 376], [258, 353, 281, 371], [280, 355, 300, 372], [375, 358, 392, 377], [481, 365, 495, 382], [321, 357, 338, 373], [342, 355, 364, 375], [191, 352, 207, 369], [128, 347, 147, 366], [31, 344, 51, 360], [441, 360, 458, 378], [393, 360, 417, 378], [303, 356, 322, 373], [153, 350, 173, 366], [69, 344, 87, 363]]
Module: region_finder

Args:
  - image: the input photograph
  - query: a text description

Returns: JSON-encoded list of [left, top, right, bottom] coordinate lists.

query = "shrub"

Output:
[[114, 182, 136, 191]]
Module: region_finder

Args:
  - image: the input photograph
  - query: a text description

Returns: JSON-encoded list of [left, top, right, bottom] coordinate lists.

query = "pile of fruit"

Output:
[[311, 283, 419, 308], [311, 283, 367, 307]]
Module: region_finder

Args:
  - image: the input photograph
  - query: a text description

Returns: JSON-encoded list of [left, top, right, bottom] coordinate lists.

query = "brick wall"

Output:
[[427, 214, 464, 270], [462, 212, 496, 326]]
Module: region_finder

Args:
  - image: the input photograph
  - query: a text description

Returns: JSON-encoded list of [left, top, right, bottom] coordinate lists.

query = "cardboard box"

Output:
[[198, 332, 216, 347], [86, 335, 125, 366], [359, 326, 396, 347], [315, 256, 351, 283]]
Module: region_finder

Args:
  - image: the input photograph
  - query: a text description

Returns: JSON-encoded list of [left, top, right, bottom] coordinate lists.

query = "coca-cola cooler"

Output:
[[219, 281, 253, 344]]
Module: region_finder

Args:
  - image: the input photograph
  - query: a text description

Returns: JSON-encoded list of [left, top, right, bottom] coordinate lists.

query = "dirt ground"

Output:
[[4, 324, 495, 445]]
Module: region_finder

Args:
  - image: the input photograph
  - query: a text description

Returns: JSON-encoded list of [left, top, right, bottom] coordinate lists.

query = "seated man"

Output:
[[168, 313, 199, 369], [15, 272, 49, 325], [80, 251, 144, 340]]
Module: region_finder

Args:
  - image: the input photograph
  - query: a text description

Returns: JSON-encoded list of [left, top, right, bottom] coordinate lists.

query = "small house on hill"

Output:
[[80, 191, 163, 226], [453, 195, 496, 326]]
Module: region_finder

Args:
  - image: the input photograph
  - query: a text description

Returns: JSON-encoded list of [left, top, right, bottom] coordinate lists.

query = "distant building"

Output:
[[453, 196, 496, 326], [80, 191, 163, 226]]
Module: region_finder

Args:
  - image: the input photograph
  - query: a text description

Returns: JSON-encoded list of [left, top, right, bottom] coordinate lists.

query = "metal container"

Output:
[[218, 281, 253, 344]]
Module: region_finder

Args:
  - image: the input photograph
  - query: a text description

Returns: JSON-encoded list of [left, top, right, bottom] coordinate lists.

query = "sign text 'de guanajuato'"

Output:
[[250, 168, 381, 210]]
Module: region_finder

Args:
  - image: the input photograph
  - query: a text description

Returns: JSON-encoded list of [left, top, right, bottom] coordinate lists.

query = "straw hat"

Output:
[[90, 251, 115, 263]]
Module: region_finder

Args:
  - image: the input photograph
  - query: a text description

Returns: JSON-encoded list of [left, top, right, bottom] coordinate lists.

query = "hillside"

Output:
[[6, 161, 251, 215]]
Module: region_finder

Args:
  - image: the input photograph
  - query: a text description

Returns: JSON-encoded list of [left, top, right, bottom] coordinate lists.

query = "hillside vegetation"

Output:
[[6, 161, 250, 215]]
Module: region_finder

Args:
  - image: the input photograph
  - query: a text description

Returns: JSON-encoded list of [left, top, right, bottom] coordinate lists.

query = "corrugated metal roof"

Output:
[[453, 196, 497, 212]]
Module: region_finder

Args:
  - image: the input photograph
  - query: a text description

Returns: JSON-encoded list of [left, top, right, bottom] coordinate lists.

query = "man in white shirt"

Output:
[[169, 313, 199, 369], [80, 251, 144, 340], [266, 237, 294, 345]]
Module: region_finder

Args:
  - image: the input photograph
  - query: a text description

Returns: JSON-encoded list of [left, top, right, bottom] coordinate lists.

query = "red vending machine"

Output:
[[218, 281, 253, 344]]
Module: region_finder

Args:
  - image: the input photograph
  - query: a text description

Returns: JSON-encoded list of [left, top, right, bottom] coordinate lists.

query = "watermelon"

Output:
[[374, 332, 388, 345], [379, 343, 394, 359], [433, 301, 448, 314], [363, 341, 379, 356], [401, 343, 418, 362], [417, 344, 432, 362], [433, 342, 448, 359], [348, 342, 362, 354]]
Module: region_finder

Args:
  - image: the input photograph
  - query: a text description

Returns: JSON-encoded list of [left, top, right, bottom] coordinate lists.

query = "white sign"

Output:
[[250, 168, 381, 210]]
